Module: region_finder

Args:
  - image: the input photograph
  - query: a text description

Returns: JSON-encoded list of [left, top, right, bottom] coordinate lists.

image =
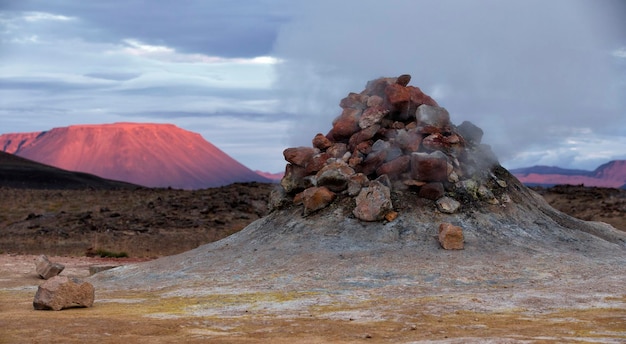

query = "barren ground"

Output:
[[1, 184, 625, 343]]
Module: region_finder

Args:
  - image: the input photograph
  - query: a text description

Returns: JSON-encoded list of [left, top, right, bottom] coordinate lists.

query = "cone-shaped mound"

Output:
[[90, 77, 625, 340]]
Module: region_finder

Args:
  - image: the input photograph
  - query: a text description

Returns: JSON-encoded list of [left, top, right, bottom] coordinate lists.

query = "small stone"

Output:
[[280, 164, 309, 194], [366, 95, 384, 107], [36, 255, 65, 280], [416, 105, 451, 129], [312, 133, 332, 151], [396, 74, 411, 86], [359, 106, 389, 129], [438, 223, 464, 250], [436, 196, 461, 214], [33, 276, 95, 311], [301, 186, 336, 216], [384, 211, 398, 222]]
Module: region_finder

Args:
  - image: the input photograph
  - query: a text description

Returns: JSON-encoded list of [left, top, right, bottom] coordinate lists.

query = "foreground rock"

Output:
[[35, 255, 65, 279], [33, 276, 95, 311], [438, 223, 464, 250]]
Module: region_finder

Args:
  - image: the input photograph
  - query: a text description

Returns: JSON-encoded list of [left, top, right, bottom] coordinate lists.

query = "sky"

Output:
[[0, 0, 625, 173]]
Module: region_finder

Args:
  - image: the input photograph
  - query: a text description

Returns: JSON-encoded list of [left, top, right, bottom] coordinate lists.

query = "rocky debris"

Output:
[[33, 276, 95, 311], [36, 255, 64, 279], [438, 223, 464, 250], [275, 75, 509, 219]]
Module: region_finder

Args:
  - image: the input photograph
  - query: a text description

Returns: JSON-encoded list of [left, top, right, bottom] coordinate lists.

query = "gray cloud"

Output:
[[272, 0, 626, 169], [2, 0, 291, 58]]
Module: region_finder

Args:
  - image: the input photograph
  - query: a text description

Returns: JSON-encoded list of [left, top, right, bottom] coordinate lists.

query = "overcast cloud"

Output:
[[0, 0, 625, 173]]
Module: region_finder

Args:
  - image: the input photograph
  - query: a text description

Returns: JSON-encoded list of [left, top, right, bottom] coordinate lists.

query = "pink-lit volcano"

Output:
[[0, 123, 270, 189]]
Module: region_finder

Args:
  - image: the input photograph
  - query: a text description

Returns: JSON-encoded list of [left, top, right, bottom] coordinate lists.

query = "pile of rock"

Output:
[[274, 75, 510, 225]]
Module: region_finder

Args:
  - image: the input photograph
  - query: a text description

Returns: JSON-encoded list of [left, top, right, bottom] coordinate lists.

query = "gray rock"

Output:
[[353, 181, 393, 221], [36, 255, 64, 280], [436, 196, 461, 214]]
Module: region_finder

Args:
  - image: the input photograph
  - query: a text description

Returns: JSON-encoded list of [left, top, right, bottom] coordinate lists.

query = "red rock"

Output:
[[300, 186, 336, 215], [410, 152, 449, 182], [419, 182, 445, 200], [355, 141, 372, 155], [421, 133, 446, 152], [283, 147, 317, 167], [349, 124, 380, 151], [353, 181, 393, 221], [376, 155, 410, 178], [396, 129, 422, 153], [438, 223, 464, 250], [339, 92, 368, 110], [312, 133, 332, 150], [361, 149, 387, 176], [329, 108, 362, 141], [33, 276, 95, 311], [359, 106, 389, 129], [385, 83, 411, 105], [409, 86, 438, 107], [305, 153, 331, 174]]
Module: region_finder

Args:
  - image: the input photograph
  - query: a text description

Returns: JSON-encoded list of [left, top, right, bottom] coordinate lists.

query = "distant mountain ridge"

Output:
[[511, 160, 626, 189], [0, 123, 271, 189]]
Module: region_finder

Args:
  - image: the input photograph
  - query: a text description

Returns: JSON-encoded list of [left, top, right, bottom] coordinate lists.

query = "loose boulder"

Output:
[[35, 255, 65, 280], [353, 181, 393, 221], [438, 223, 464, 250], [33, 276, 95, 311]]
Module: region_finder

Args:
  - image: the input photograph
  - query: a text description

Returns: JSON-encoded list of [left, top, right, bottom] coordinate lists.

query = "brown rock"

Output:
[[396, 129, 422, 153], [421, 133, 446, 152], [360, 149, 387, 176], [419, 182, 445, 200], [300, 186, 336, 215], [385, 83, 411, 105], [410, 152, 449, 182], [33, 276, 95, 311], [349, 124, 380, 151], [438, 223, 464, 250], [330, 108, 362, 140], [384, 210, 399, 222], [376, 155, 410, 178], [312, 133, 332, 151], [409, 86, 438, 107], [305, 153, 331, 174], [283, 147, 317, 167], [353, 181, 393, 222], [316, 161, 355, 192], [436, 196, 461, 214], [396, 74, 411, 87], [36, 255, 65, 280], [327, 143, 348, 159]]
